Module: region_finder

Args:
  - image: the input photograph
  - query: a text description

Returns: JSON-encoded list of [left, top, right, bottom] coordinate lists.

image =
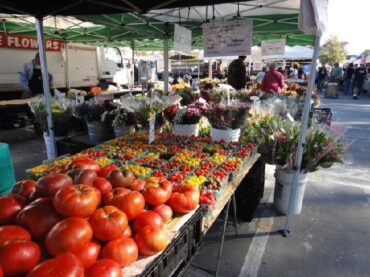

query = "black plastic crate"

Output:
[[56, 138, 89, 156], [139, 207, 204, 277], [232, 157, 265, 222]]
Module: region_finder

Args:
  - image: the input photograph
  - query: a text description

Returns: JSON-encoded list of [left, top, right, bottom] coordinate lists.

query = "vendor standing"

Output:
[[227, 56, 247, 90], [261, 63, 285, 94], [19, 53, 52, 98]]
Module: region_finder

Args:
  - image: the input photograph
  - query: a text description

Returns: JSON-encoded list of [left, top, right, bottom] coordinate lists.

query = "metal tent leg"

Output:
[[215, 199, 231, 277], [232, 194, 239, 236]]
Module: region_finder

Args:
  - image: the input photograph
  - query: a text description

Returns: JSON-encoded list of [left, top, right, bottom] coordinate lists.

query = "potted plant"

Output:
[[206, 102, 251, 142], [170, 102, 209, 137], [30, 100, 73, 159], [110, 108, 137, 138], [75, 101, 115, 142], [242, 115, 344, 214]]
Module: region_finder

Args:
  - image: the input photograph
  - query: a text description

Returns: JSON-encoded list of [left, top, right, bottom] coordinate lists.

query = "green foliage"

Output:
[[319, 36, 347, 65], [241, 114, 344, 173], [31, 102, 73, 137]]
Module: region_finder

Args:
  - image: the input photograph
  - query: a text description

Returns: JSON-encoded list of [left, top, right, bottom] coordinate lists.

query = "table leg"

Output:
[[215, 199, 231, 277], [232, 194, 239, 236]]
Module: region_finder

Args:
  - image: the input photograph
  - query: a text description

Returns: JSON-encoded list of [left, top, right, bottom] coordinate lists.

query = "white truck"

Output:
[[0, 42, 124, 96]]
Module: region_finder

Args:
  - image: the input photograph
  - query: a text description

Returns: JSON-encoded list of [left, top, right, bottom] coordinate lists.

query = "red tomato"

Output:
[[133, 211, 163, 233], [36, 173, 73, 197], [103, 187, 131, 206], [127, 178, 145, 191], [98, 164, 119, 178], [76, 240, 101, 269], [74, 169, 97, 186], [27, 252, 84, 277], [167, 184, 199, 214], [111, 191, 145, 221], [45, 217, 93, 257], [53, 184, 100, 218], [0, 239, 40, 275], [86, 259, 122, 277], [16, 197, 62, 239], [67, 157, 101, 172], [153, 204, 173, 224], [0, 195, 25, 225], [11, 180, 36, 200], [0, 264, 2, 277], [121, 225, 132, 239], [143, 180, 173, 206], [93, 177, 113, 195], [0, 225, 31, 246], [135, 226, 169, 256], [101, 237, 138, 267], [89, 206, 128, 241]]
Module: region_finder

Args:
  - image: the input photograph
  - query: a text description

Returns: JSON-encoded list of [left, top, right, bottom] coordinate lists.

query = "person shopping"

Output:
[[352, 64, 367, 99], [261, 63, 285, 94], [227, 56, 247, 90]]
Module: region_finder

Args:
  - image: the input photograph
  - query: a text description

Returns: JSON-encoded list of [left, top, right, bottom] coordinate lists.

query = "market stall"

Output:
[[0, 0, 332, 276]]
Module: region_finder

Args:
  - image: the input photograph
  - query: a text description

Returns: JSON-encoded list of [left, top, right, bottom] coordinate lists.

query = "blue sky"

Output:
[[324, 0, 369, 55]]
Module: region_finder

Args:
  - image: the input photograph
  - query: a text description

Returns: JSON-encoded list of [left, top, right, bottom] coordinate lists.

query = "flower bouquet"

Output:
[[206, 102, 251, 142], [170, 101, 209, 137], [30, 100, 73, 137], [74, 101, 116, 141], [110, 108, 137, 137]]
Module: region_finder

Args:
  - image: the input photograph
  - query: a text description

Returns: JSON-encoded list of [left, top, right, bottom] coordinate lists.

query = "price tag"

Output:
[[149, 113, 156, 144]]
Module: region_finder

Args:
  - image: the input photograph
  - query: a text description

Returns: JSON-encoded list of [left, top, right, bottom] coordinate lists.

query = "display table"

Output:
[[202, 155, 259, 233], [122, 155, 260, 276]]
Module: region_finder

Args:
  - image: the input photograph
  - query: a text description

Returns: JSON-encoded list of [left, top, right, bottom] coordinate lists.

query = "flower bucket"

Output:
[[173, 124, 199, 137], [43, 132, 67, 160], [211, 128, 241, 142], [114, 125, 135, 138], [273, 168, 308, 215], [86, 121, 113, 142]]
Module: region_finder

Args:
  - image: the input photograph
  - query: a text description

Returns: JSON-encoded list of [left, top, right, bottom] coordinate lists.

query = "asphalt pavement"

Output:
[[0, 92, 369, 277]]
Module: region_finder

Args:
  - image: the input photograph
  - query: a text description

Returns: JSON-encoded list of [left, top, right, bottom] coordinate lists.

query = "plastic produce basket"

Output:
[[0, 143, 16, 195]]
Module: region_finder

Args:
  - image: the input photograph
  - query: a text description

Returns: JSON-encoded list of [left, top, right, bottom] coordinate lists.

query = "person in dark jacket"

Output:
[[352, 63, 367, 99], [343, 63, 354, 95], [227, 56, 247, 90]]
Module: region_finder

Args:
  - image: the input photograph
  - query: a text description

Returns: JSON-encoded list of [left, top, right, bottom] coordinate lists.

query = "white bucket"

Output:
[[273, 168, 308, 215], [43, 132, 66, 159], [211, 127, 241, 142], [114, 125, 135, 138], [173, 124, 199, 137]]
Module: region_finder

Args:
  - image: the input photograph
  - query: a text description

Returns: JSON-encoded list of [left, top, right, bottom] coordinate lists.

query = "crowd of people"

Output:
[[315, 62, 369, 99]]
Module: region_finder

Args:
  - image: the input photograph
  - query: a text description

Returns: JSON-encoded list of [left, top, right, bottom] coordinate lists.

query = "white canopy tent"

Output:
[[262, 45, 314, 60]]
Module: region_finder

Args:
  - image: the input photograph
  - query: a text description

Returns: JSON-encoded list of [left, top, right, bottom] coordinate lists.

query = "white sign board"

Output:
[[202, 19, 252, 57], [261, 39, 286, 56], [251, 48, 262, 63], [174, 24, 192, 54]]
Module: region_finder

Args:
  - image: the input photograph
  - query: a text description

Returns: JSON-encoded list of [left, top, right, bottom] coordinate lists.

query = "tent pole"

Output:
[[283, 33, 321, 235], [35, 16, 57, 159], [131, 41, 135, 86], [163, 37, 169, 94], [64, 40, 70, 89], [208, 58, 212, 79]]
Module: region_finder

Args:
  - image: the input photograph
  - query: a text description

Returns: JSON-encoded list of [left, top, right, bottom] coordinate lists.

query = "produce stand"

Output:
[[26, 131, 261, 276]]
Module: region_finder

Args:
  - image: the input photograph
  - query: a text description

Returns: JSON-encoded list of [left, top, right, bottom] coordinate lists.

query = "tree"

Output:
[[319, 36, 347, 65]]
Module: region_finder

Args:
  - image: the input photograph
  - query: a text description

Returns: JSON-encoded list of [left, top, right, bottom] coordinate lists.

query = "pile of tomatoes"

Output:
[[0, 157, 199, 276]]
